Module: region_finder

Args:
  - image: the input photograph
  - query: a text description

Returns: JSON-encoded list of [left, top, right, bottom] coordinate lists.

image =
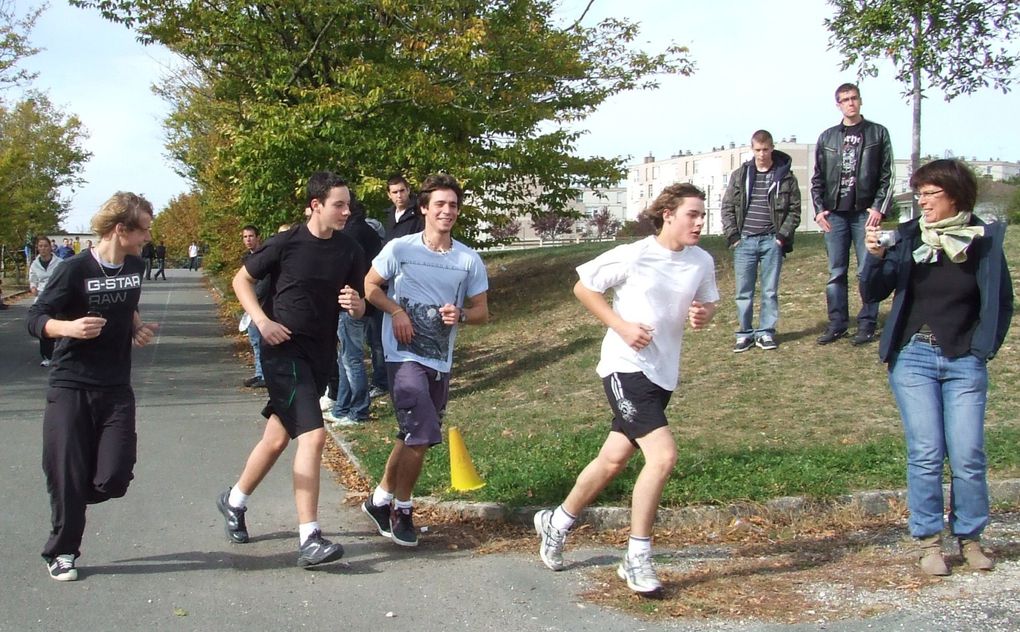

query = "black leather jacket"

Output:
[[810, 118, 893, 216]]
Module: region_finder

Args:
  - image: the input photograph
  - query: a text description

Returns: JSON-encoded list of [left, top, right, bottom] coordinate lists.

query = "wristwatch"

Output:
[[458, 310, 468, 324]]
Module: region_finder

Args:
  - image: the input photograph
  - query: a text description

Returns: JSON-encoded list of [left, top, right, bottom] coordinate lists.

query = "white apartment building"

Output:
[[892, 158, 1020, 195], [630, 146, 1019, 236], [627, 139, 818, 235]]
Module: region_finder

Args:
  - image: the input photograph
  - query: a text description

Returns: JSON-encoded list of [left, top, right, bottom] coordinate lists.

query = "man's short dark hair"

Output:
[[910, 159, 978, 212], [418, 174, 463, 208], [751, 129, 774, 145], [387, 174, 410, 189], [306, 171, 348, 207], [834, 83, 860, 101], [241, 224, 260, 237]]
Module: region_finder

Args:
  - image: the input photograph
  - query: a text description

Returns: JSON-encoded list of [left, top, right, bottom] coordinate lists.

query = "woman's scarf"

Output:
[[913, 211, 984, 264]]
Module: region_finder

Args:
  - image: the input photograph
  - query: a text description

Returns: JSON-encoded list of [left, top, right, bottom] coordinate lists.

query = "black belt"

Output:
[[912, 331, 938, 346]]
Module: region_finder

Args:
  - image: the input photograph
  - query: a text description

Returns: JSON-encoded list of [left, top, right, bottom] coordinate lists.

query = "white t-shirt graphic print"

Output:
[[373, 234, 489, 373], [576, 236, 719, 391]]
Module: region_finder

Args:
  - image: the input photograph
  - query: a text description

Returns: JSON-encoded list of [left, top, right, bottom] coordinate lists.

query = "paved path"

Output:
[[1, 270, 1017, 632]]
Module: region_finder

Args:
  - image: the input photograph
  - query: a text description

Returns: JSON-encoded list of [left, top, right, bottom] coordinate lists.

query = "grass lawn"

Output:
[[338, 228, 1020, 508]]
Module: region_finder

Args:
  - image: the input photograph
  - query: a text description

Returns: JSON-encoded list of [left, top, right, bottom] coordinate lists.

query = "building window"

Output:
[[648, 183, 653, 198]]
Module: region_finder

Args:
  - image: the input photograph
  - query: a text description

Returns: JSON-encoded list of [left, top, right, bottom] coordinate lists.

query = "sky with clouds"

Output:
[[12, 0, 1020, 232]]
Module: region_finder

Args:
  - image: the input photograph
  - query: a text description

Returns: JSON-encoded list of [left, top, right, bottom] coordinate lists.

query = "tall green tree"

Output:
[[826, 1, 1020, 188], [0, 93, 90, 249], [73, 0, 693, 254]]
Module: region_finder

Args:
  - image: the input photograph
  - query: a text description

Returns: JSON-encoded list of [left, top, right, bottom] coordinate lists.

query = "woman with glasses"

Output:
[[862, 159, 1013, 575]]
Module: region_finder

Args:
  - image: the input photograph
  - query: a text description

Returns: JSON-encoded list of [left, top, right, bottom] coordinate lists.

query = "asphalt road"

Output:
[[1, 269, 1016, 632]]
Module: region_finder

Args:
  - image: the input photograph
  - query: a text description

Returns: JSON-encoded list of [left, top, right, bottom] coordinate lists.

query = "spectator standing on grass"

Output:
[[324, 199, 383, 425], [533, 183, 719, 596], [29, 235, 63, 367], [240, 224, 269, 388], [361, 174, 489, 548], [721, 129, 801, 352], [862, 159, 1013, 576], [812, 82, 893, 346], [153, 242, 167, 280], [26, 192, 158, 582], [215, 171, 366, 569], [72, 237, 81, 254]]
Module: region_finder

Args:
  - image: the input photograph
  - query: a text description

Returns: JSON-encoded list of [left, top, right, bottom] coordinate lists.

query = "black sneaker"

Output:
[[816, 328, 848, 345], [362, 499, 392, 538], [216, 489, 250, 543], [390, 506, 418, 547], [47, 554, 78, 582], [243, 376, 266, 388], [733, 337, 754, 353], [851, 329, 876, 346], [297, 530, 344, 568]]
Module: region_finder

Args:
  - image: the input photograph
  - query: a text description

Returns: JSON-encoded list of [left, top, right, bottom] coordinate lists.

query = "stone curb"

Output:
[[326, 427, 1020, 532]]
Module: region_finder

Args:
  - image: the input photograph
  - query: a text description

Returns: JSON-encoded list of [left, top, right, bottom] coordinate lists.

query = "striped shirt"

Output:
[[742, 169, 775, 236]]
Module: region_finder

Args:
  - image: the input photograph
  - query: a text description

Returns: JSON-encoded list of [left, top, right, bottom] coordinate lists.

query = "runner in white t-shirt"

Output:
[[534, 183, 719, 595]]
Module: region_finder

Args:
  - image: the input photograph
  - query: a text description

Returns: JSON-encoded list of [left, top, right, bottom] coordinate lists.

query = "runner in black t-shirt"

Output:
[[27, 192, 159, 582], [216, 171, 367, 568]]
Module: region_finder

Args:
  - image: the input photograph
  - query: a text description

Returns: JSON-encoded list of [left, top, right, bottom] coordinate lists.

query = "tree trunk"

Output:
[[910, 10, 922, 220]]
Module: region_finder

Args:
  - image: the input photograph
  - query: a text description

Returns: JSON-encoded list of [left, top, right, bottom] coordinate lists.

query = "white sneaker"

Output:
[[319, 395, 335, 412], [368, 386, 387, 399], [40, 358, 52, 367], [534, 509, 567, 571], [323, 410, 357, 426], [617, 552, 662, 594]]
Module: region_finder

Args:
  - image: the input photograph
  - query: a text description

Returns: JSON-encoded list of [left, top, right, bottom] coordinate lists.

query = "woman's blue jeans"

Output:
[[888, 338, 989, 538]]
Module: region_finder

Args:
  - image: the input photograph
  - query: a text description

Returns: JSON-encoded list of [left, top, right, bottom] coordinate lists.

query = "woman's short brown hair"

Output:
[[910, 159, 977, 213]]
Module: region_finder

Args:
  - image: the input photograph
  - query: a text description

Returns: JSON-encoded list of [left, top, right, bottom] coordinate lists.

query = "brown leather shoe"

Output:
[[917, 534, 950, 576], [959, 538, 994, 571]]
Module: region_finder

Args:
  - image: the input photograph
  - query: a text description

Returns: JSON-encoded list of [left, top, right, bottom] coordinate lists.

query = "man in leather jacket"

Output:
[[811, 83, 893, 346]]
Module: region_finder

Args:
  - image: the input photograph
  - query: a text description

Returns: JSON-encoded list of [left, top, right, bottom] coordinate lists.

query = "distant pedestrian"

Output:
[[361, 174, 489, 548], [188, 242, 200, 270], [153, 242, 167, 280], [384, 174, 423, 241], [141, 241, 155, 280], [28, 235, 63, 367], [72, 237, 81, 254], [812, 82, 893, 346], [26, 192, 158, 582], [216, 171, 366, 569], [721, 129, 801, 352], [533, 183, 719, 595], [55, 238, 74, 260]]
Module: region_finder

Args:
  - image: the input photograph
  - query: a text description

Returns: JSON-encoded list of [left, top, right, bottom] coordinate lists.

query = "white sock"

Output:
[[394, 498, 413, 511], [228, 486, 250, 509], [298, 521, 320, 545], [551, 505, 576, 532], [628, 535, 652, 558], [372, 486, 393, 508]]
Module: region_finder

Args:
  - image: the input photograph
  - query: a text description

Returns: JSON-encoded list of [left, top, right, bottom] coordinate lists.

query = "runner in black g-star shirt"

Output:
[[26, 192, 158, 583]]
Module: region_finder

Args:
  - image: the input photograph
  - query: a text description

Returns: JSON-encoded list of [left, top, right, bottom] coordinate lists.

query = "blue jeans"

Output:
[[333, 313, 370, 420], [247, 321, 263, 379], [888, 338, 989, 538], [733, 234, 783, 339], [823, 211, 878, 331], [366, 310, 387, 391]]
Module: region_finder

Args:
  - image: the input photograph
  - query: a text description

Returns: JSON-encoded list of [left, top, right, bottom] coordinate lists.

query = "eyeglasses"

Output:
[[913, 189, 944, 202], [837, 95, 861, 104]]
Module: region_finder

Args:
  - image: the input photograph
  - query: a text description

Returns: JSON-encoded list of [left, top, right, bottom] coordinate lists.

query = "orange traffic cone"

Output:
[[448, 427, 485, 491]]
